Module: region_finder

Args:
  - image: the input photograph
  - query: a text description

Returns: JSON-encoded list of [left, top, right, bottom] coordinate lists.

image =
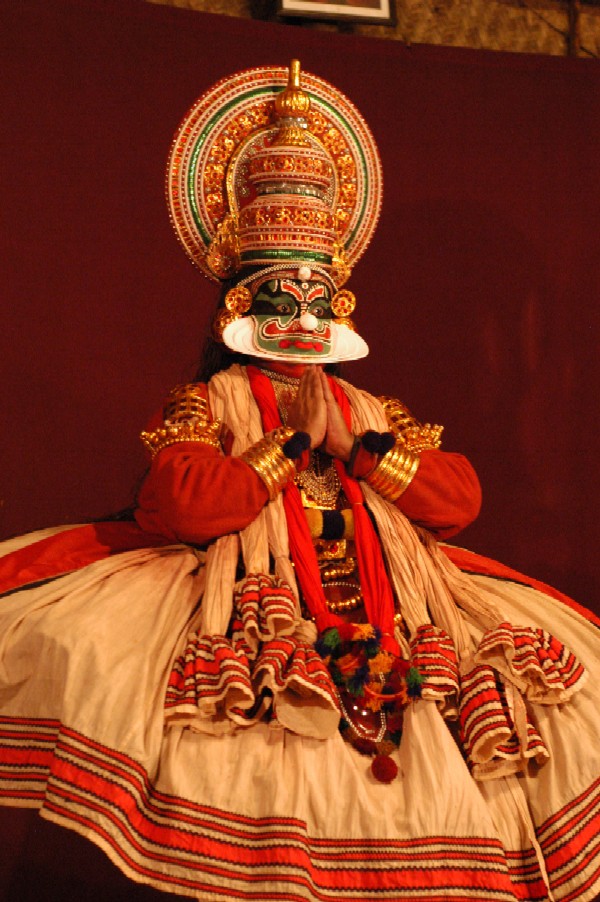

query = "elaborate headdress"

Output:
[[167, 61, 383, 363]]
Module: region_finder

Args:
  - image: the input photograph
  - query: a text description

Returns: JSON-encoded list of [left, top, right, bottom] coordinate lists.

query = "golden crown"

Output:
[[167, 61, 382, 288]]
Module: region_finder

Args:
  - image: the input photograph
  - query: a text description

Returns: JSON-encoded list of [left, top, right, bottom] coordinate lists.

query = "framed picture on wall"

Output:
[[277, 0, 395, 25]]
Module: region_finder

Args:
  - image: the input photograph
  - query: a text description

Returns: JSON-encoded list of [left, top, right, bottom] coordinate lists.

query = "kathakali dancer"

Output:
[[1, 60, 599, 902]]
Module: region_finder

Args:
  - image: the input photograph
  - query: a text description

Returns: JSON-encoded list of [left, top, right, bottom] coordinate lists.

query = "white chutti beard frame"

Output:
[[222, 317, 369, 364]]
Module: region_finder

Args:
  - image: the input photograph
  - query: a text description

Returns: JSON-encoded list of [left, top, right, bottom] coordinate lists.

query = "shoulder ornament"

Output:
[[140, 383, 222, 458], [378, 396, 443, 453]]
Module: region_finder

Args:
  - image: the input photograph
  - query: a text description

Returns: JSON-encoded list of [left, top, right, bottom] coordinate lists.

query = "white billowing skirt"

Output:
[[0, 531, 599, 902]]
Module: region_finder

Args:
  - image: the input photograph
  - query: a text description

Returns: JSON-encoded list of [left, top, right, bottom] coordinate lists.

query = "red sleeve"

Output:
[[135, 442, 270, 545], [396, 449, 482, 539], [350, 442, 481, 539]]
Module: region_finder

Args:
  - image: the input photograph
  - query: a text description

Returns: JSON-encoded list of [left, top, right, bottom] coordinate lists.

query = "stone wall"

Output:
[[146, 0, 600, 57]]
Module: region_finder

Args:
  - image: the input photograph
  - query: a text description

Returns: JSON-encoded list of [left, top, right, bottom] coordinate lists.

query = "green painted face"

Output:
[[250, 277, 333, 358]]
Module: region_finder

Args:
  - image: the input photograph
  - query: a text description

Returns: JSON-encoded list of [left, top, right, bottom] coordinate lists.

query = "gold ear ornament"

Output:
[[331, 289, 356, 318], [224, 285, 253, 315]]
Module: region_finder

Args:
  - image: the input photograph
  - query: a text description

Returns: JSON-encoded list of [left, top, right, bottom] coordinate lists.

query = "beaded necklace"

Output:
[[337, 692, 387, 743]]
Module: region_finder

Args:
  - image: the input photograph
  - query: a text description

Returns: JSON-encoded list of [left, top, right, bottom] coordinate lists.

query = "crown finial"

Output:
[[274, 60, 311, 120], [272, 60, 311, 146]]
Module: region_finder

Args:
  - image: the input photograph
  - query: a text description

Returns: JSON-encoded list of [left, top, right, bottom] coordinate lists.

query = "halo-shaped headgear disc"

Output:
[[167, 63, 383, 285]]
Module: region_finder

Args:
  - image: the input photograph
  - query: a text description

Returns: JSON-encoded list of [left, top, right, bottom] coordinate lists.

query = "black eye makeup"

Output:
[[308, 301, 332, 319], [251, 293, 299, 317]]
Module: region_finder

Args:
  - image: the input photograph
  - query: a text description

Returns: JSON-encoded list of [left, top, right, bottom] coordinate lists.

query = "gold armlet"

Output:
[[241, 428, 296, 502], [141, 418, 222, 458], [365, 441, 420, 503], [378, 396, 443, 453], [141, 382, 222, 458]]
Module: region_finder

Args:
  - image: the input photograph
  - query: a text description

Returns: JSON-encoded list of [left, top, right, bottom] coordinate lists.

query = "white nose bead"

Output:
[[299, 312, 319, 331]]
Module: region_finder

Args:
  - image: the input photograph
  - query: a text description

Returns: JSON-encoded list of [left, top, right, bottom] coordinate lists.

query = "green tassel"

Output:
[[322, 628, 341, 652], [407, 666, 423, 697]]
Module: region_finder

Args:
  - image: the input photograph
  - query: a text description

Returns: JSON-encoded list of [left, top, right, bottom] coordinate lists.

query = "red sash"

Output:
[[247, 366, 399, 653]]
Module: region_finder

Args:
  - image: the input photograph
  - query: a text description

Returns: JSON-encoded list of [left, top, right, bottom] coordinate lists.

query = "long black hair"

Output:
[[194, 275, 249, 383]]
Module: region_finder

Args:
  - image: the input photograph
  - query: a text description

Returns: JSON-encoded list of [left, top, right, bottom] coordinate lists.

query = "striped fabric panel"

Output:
[[537, 775, 600, 902], [409, 624, 459, 702], [0, 715, 525, 901], [459, 664, 550, 777], [165, 633, 254, 714], [230, 618, 255, 658], [494, 720, 549, 768], [0, 716, 59, 804], [459, 663, 513, 765], [253, 637, 338, 705], [504, 847, 552, 901], [534, 629, 585, 691], [476, 623, 586, 703], [235, 573, 297, 654]]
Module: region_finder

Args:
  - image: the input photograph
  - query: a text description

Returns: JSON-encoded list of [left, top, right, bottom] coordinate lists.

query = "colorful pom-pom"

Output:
[[407, 666, 423, 697], [321, 628, 341, 651], [347, 665, 370, 696], [354, 624, 377, 641], [379, 432, 395, 454], [283, 431, 311, 459], [368, 651, 394, 676], [360, 430, 395, 455], [371, 754, 398, 783], [337, 622, 357, 642], [361, 430, 382, 453], [364, 637, 380, 659]]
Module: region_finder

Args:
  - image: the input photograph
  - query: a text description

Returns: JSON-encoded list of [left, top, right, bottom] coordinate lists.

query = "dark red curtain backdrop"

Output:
[[1, 3, 600, 898], [1, 0, 599, 617]]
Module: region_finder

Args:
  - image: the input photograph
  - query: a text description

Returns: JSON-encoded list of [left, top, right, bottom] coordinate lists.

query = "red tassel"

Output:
[[371, 754, 398, 783]]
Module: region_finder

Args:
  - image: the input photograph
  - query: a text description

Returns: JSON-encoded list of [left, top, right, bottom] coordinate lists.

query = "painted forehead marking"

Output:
[[307, 284, 327, 303], [252, 276, 330, 307], [279, 279, 304, 303]]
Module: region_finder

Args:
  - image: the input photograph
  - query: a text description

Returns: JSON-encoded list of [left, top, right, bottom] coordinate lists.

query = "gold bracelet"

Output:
[[269, 426, 297, 448], [141, 418, 222, 458], [241, 428, 296, 502], [365, 441, 420, 503]]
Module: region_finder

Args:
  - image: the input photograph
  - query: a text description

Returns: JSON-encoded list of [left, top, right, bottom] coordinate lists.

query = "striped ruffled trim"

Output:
[[475, 622, 586, 704], [459, 661, 549, 780], [165, 573, 338, 738], [409, 624, 459, 718], [234, 571, 297, 659], [165, 633, 256, 733], [254, 637, 340, 739]]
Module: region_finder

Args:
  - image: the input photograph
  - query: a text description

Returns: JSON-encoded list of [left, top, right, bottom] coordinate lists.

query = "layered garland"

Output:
[[316, 624, 422, 783]]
